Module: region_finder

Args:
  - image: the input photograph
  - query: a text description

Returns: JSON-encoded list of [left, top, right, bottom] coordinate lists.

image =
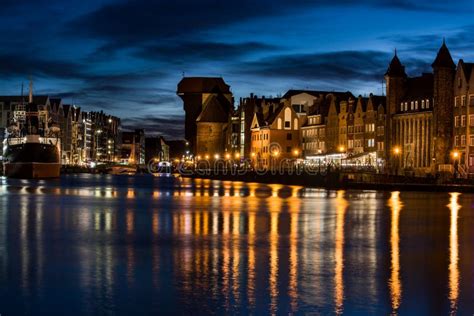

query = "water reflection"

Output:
[[388, 191, 403, 314], [334, 190, 348, 315], [448, 193, 460, 314], [0, 175, 473, 314]]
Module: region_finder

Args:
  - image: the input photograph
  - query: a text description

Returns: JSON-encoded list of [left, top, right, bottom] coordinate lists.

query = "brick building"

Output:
[[453, 59, 474, 176], [250, 101, 301, 170], [177, 77, 233, 155], [385, 42, 455, 175]]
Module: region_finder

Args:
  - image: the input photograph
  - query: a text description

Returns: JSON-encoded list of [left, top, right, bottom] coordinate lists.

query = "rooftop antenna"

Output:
[[182, 71, 185, 77], [382, 80, 385, 96], [28, 76, 33, 104], [394, 48, 397, 56]]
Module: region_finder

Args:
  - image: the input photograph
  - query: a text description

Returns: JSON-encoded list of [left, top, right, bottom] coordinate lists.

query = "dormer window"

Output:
[[410, 101, 414, 110], [415, 101, 418, 110], [421, 100, 425, 109]]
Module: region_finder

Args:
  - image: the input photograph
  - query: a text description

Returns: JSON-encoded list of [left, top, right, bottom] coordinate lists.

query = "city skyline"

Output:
[[0, 0, 473, 139]]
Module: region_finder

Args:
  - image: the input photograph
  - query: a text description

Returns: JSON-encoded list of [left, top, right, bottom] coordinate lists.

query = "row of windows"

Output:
[[453, 135, 474, 147], [454, 114, 474, 127], [454, 95, 474, 107], [307, 116, 321, 125], [252, 133, 269, 141], [304, 141, 325, 151], [400, 99, 430, 112], [347, 139, 375, 148], [302, 128, 325, 138]]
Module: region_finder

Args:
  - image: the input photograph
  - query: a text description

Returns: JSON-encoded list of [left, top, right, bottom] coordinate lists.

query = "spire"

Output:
[[432, 40, 455, 69], [385, 51, 406, 77], [28, 77, 33, 103]]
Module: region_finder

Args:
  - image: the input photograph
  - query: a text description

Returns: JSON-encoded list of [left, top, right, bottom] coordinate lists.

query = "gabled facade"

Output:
[[453, 59, 474, 176], [250, 101, 301, 169]]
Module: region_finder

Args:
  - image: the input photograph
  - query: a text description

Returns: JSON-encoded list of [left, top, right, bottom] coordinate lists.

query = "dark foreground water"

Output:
[[0, 174, 473, 315]]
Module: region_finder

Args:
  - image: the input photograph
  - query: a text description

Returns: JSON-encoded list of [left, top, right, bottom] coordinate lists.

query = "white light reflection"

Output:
[[448, 192, 461, 314]]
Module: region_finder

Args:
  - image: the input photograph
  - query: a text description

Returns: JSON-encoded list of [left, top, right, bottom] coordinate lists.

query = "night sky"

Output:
[[0, 0, 473, 139]]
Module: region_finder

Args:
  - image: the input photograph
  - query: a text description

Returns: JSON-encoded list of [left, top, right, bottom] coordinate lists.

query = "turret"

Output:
[[432, 40, 455, 166], [384, 51, 406, 168]]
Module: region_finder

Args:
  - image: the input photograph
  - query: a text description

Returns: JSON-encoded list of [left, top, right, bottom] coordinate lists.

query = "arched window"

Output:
[[294, 118, 298, 130], [284, 107, 291, 129], [277, 118, 282, 129]]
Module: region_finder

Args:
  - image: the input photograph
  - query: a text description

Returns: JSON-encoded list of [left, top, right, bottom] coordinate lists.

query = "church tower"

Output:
[[432, 40, 455, 166], [384, 51, 406, 168]]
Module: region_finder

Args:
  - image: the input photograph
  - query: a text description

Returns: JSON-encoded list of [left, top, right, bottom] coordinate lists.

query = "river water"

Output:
[[0, 174, 473, 315]]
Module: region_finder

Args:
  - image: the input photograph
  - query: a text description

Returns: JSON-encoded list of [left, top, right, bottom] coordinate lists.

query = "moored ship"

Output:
[[2, 84, 61, 178]]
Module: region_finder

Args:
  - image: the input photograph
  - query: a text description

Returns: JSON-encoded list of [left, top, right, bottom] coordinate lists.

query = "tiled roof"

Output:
[[177, 77, 230, 94], [432, 42, 455, 69]]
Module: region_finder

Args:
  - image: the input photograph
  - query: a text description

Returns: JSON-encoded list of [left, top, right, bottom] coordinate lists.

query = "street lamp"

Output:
[[452, 150, 460, 178], [293, 149, 299, 156], [393, 146, 401, 175]]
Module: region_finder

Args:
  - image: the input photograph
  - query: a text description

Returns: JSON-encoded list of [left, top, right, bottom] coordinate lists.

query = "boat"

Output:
[[2, 85, 61, 178]]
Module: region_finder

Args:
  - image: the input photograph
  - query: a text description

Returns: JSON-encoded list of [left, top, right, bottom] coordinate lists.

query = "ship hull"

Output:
[[4, 162, 60, 178], [3, 142, 60, 178]]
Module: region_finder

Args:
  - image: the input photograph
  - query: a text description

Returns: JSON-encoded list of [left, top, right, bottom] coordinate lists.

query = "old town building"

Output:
[[177, 77, 233, 155], [195, 94, 230, 159], [234, 94, 281, 159], [250, 101, 301, 169], [301, 92, 353, 157], [453, 59, 474, 176], [385, 42, 455, 175]]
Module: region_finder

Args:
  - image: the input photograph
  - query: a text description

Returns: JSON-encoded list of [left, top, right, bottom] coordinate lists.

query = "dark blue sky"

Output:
[[0, 0, 473, 138]]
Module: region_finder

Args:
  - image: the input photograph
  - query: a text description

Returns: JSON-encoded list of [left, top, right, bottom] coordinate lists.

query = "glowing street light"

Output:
[[293, 149, 299, 156], [225, 153, 231, 160], [235, 153, 240, 159], [214, 154, 220, 160], [338, 146, 345, 153], [393, 146, 401, 155], [251, 152, 256, 157], [205, 155, 210, 160], [272, 150, 280, 157], [452, 150, 460, 159]]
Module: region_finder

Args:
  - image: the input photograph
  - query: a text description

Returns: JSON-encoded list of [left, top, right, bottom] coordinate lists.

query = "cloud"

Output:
[[67, 0, 467, 55], [238, 50, 392, 83], [0, 53, 85, 79], [121, 115, 184, 139], [134, 41, 278, 64]]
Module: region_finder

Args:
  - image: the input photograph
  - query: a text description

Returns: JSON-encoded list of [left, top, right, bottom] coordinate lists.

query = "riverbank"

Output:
[[182, 170, 474, 193]]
